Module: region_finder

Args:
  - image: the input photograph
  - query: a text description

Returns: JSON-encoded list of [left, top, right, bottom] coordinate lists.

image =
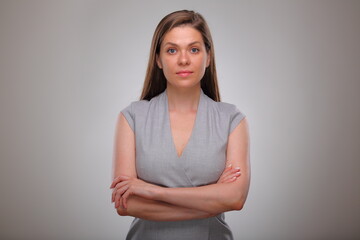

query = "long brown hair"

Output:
[[140, 10, 221, 102]]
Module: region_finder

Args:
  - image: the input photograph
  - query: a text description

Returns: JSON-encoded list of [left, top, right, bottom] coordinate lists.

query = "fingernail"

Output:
[[227, 164, 232, 168], [235, 167, 241, 170]]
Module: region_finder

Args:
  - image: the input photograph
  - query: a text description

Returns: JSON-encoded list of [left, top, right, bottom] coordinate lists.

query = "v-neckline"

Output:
[[165, 88, 203, 159]]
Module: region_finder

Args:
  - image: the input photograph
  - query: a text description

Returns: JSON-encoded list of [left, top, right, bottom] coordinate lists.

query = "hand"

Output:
[[110, 175, 161, 209], [217, 164, 241, 184]]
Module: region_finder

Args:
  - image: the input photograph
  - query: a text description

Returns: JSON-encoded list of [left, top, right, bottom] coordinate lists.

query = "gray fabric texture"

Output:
[[120, 88, 245, 240]]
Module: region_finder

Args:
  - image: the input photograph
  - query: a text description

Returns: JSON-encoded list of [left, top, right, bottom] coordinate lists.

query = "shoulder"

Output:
[[120, 91, 165, 126], [203, 94, 246, 134], [120, 100, 149, 123], [123, 99, 150, 113], [119, 100, 150, 133], [204, 94, 245, 118], [217, 101, 241, 115]]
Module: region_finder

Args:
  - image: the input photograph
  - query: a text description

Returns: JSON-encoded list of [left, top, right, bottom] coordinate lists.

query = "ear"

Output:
[[156, 54, 163, 69], [206, 52, 211, 68]]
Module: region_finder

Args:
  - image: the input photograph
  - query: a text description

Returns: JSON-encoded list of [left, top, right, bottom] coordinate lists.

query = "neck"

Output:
[[166, 85, 201, 113]]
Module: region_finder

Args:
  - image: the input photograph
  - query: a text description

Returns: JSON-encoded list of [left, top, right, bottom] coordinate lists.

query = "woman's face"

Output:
[[156, 26, 210, 89]]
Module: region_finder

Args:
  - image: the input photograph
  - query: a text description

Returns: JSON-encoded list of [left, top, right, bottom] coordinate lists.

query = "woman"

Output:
[[110, 10, 250, 240]]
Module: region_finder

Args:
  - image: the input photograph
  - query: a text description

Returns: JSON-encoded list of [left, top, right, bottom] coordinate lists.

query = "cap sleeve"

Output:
[[229, 105, 246, 135], [120, 103, 134, 132]]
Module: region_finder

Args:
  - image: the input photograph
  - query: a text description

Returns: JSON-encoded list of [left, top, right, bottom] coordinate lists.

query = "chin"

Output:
[[169, 78, 200, 87], [173, 82, 200, 89]]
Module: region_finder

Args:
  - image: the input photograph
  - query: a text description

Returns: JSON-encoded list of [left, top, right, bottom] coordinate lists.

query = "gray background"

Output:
[[0, 0, 359, 239]]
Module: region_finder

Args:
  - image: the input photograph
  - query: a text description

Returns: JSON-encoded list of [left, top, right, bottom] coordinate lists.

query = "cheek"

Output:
[[161, 63, 173, 80], [161, 59, 175, 73], [162, 64, 171, 74], [158, 56, 168, 68], [198, 58, 208, 71]]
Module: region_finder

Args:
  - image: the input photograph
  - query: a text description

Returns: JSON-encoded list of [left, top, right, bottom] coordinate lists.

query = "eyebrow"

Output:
[[163, 41, 202, 47]]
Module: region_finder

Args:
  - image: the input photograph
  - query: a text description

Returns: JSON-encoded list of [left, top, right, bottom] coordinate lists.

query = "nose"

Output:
[[177, 50, 190, 65]]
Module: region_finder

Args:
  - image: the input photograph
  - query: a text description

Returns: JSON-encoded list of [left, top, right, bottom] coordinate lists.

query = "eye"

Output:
[[167, 48, 177, 54], [190, 47, 200, 53]]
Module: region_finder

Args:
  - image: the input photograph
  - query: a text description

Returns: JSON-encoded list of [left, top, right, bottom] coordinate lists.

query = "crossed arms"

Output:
[[110, 113, 250, 221]]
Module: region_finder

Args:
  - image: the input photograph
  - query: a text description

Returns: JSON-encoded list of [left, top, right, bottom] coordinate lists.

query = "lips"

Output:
[[176, 70, 193, 77]]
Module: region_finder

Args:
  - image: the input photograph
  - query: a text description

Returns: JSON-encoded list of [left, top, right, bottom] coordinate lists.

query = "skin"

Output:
[[156, 25, 210, 157], [111, 25, 251, 221], [156, 25, 210, 92]]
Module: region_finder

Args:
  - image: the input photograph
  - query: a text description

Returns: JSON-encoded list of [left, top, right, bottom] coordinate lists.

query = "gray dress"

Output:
[[120, 88, 245, 240]]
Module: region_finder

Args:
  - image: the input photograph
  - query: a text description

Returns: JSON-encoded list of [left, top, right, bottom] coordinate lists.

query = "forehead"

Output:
[[162, 26, 204, 45]]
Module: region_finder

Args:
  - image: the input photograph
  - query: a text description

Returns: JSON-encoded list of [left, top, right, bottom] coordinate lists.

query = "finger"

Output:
[[119, 197, 124, 210], [233, 167, 241, 172], [222, 164, 233, 174], [122, 190, 132, 209], [114, 180, 129, 191], [117, 183, 131, 207], [228, 176, 237, 183], [221, 168, 236, 178], [114, 190, 121, 208], [223, 172, 241, 182], [114, 186, 127, 208], [110, 177, 123, 189], [227, 170, 241, 179], [117, 195, 121, 210], [118, 185, 130, 197], [112, 180, 129, 202], [112, 189, 116, 203], [110, 175, 130, 189], [115, 192, 119, 209], [112, 182, 128, 203], [219, 167, 240, 182], [226, 167, 241, 177], [218, 168, 232, 181], [230, 167, 241, 173], [110, 175, 131, 189], [220, 170, 241, 183]]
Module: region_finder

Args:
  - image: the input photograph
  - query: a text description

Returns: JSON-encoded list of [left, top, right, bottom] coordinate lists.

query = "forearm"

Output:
[[117, 195, 218, 221], [155, 181, 249, 214], [112, 165, 249, 215]]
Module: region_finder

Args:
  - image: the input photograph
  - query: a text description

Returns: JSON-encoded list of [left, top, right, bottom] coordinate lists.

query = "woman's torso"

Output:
[[120, 88, 245, 240]]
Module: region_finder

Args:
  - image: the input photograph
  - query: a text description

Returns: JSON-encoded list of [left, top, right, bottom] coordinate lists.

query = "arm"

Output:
[[111, 113, 239, 220], [115, 117, 250, 215], [117, 195, 216, 221], [156, 117, 251, 214]]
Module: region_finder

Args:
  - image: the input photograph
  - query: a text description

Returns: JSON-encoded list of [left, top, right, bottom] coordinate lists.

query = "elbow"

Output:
[[232, 201, 244, 211], [209, 199, 244, 215], [208, 193, 247, 214], [229, 193, 247, 211], [116, 207, 128, 216]]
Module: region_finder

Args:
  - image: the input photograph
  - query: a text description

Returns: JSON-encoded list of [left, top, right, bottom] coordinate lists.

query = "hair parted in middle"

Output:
[[140, 10, 221, 102]]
